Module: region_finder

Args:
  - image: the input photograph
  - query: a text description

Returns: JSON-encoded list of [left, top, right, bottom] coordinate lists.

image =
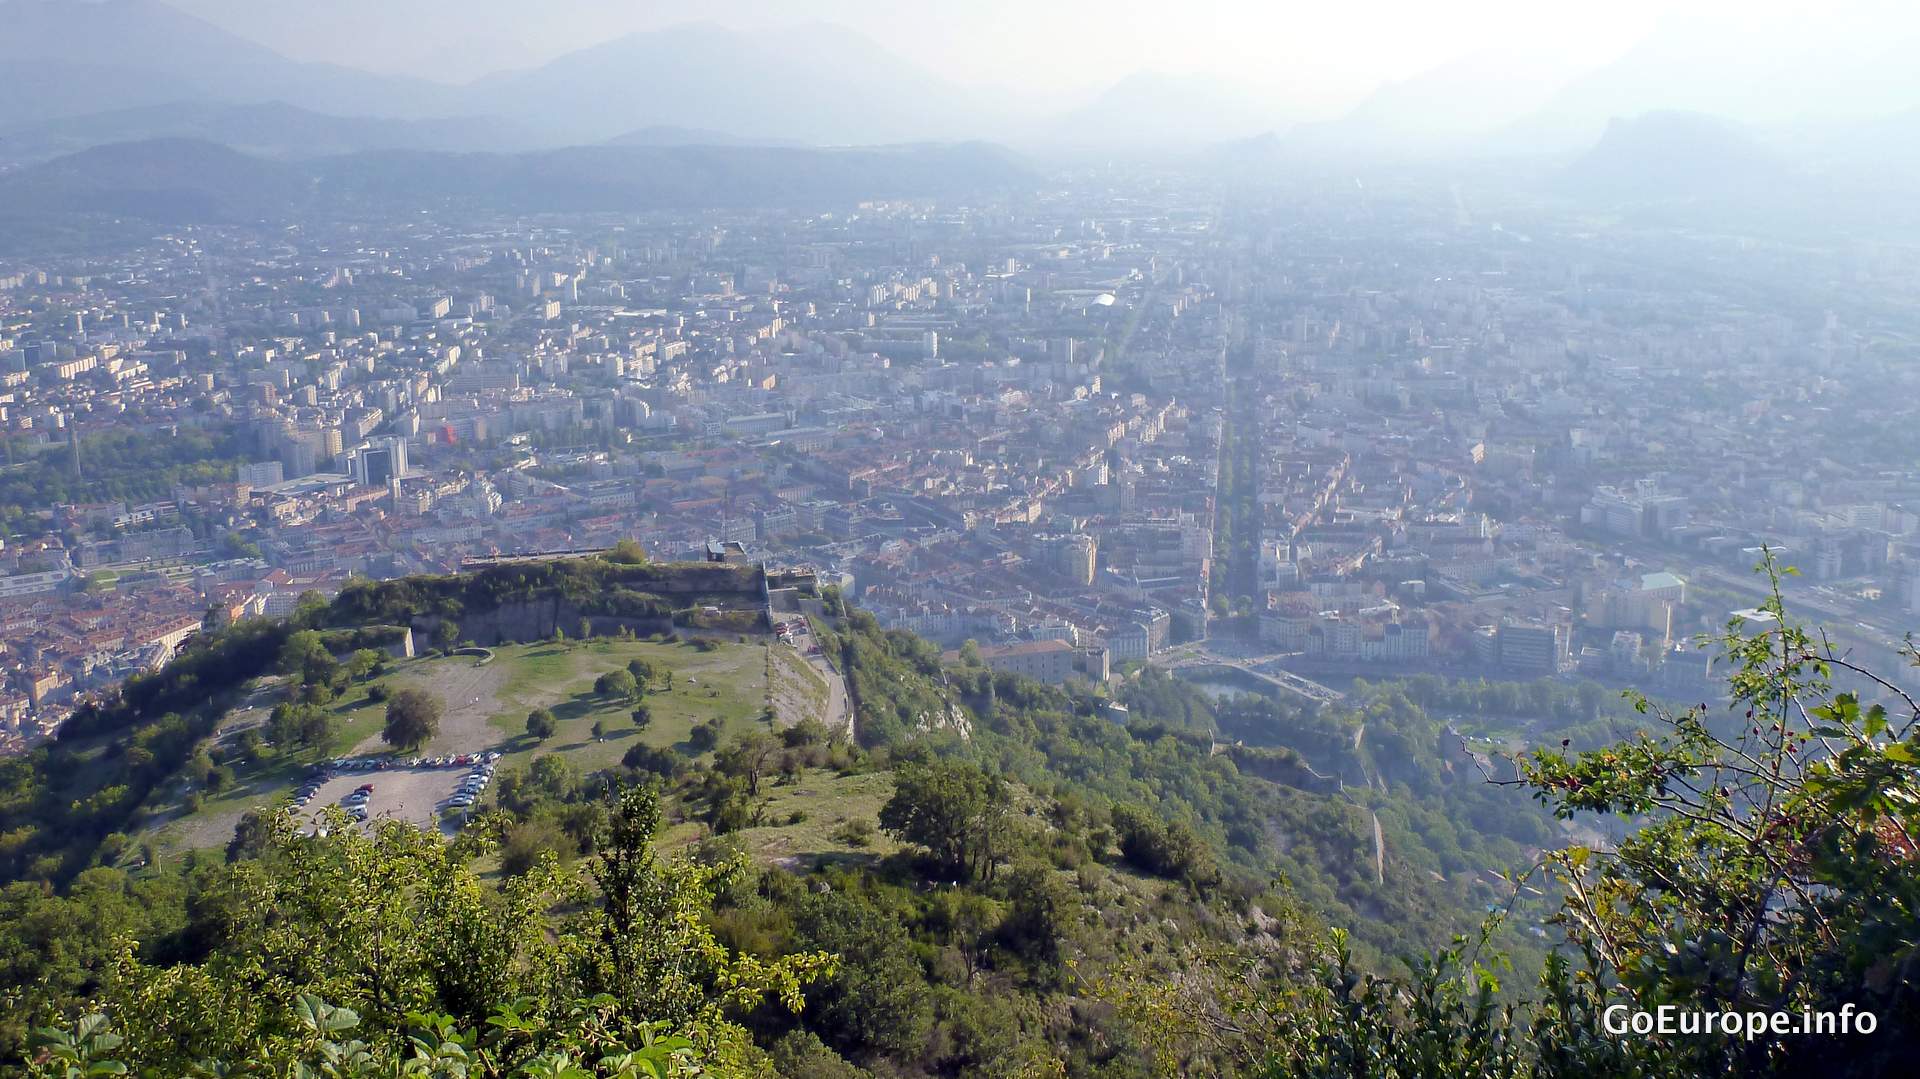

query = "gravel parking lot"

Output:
[[298, 762, 490, 835]]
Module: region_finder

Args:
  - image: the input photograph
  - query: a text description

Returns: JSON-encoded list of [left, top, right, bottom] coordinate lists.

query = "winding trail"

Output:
[[1370, 810, 1385, 886]]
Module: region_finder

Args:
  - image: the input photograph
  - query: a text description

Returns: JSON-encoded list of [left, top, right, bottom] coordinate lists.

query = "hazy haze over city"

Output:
[[158, 0, 1664, 107], [150, 0, 1920, 118], [11, 0, 1920, 152]]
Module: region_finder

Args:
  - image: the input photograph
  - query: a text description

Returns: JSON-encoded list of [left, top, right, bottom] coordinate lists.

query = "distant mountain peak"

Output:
[[1558, 110, 1787, 202], [0, 0, 456, 127]]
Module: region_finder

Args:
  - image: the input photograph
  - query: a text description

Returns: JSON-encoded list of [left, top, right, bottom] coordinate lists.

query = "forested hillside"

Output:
[[0, 560, 1915, 1076]]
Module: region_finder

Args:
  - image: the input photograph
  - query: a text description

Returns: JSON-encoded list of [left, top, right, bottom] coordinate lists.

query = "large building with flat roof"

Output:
[[974, 640, 1077, 684]]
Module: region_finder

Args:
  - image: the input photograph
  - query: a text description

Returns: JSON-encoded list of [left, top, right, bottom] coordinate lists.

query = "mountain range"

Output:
[[461, 21, 1001, 147], [0, 102, 548, 163], [1554, 111, 1791, 202], [0, 0, 456, 127], [5, 0, 1920, 207], [0, 1, 1002, 152], [0, 137, 1038, 223]]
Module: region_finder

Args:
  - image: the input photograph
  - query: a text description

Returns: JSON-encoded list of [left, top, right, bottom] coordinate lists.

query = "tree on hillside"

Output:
[[268, 701, 333, 748], [716, 732, 782, 796], [607, 538, 647, 564], [631, 705, 652, 730], [583, 785, 831, 1025], [226, 808, 272, 863], [782, 718, 829, 748], [1111, 801, 1220, 890], [622, 741, 683, 777], [999, 860, 1072, 966], [688, 719, 722, 753], [23, 784, 828, 1075], [792, 890, 935, 1057], [595, 669, 639, 700], [626, 658, 656, 685], [345, 648, 383, 681], [277, 629, 330, 677], [927, 889, 1001, 987], [499, 817, 569, 877], [382, 687, 441, 751], [526, 708, 557, 742], [879, 759, 1012, 883]]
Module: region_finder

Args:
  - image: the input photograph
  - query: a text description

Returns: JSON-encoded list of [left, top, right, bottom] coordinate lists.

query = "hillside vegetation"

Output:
[[0, 560, 1914, 1076], [0, 556, 774, 886]]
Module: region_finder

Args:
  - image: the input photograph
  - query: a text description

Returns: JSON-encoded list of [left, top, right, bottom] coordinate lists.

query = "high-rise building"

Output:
[[1062, 535, 1096, 585], [352, 438, 408, 489], [280, 436, 318, 479], [237, 461, 284, 488], [1497, 621, 1566, 674]]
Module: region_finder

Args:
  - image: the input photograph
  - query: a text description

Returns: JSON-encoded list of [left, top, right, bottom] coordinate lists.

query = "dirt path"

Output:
[[212, 678, 284, 742], [798, 640, 850, 735], [819, 657, 849, 733], [1370, 810, 1385, 886]]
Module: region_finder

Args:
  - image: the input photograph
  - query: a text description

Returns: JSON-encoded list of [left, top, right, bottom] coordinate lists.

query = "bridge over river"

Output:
[[1151, 644, 1346, 705]]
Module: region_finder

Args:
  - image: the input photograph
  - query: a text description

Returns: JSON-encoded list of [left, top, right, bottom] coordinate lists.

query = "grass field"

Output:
[[482, 637, 769, 773], [144, 636, 774, 854], [657, 767, 901, 867]]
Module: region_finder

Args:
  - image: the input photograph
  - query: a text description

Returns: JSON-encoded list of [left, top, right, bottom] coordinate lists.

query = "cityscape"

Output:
[[2, 1, 1919, 1075], [3, 177, 1918, 745]]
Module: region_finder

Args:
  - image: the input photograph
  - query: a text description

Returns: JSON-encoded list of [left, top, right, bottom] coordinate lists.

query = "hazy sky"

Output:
[[158, 0, 1911, 117], [161, 0, 1666, 96]]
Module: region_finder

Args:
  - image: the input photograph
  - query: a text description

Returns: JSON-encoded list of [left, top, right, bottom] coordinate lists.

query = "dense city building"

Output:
[[2, 173, 1918, 747]]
